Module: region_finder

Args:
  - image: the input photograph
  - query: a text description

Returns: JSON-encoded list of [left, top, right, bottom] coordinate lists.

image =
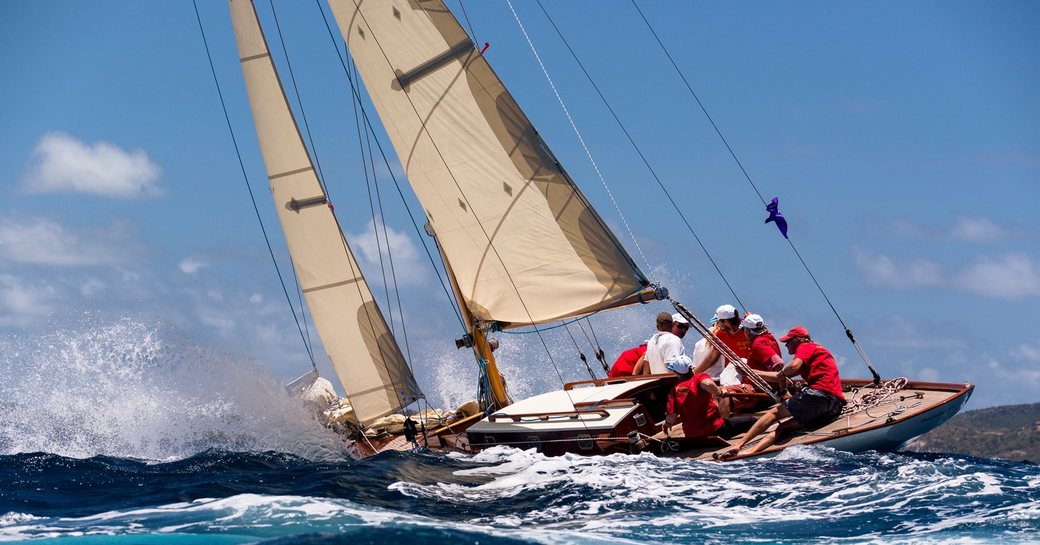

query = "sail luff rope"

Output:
[[313, 0, 466, 330], [248, 0, 414, 409], [505, 0, 656, 284], [630, 1, 879, 379], [192, 0, 316, 368], [532, 0, 746, 312]]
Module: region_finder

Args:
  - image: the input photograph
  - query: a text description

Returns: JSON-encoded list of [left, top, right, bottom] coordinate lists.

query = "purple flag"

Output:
[[765, 197, 788, 239]]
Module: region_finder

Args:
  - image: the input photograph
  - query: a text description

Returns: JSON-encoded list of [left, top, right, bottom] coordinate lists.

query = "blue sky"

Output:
[[0, 1, 1037, 411]]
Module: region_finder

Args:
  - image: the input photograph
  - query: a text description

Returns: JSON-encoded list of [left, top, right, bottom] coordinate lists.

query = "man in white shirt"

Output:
[[644, 311, 687, 374]]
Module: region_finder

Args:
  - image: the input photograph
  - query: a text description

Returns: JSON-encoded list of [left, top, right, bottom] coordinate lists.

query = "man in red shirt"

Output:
[[724, 314, 785, 414], [662, 356, 755, 440], [609, 344, 647, 378], [722, 326, 846, 458]]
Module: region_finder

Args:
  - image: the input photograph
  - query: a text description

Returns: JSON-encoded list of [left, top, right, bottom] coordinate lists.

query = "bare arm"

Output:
[[693, 346, 721, 375], [700, 377, 729, 419], [632, 354, 649, 375], [699, 377, 722, 396], [778, 357, 805, 385]]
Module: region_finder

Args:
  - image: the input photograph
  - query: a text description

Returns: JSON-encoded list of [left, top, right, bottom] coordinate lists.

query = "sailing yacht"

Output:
[[226, 0, 972, 461]]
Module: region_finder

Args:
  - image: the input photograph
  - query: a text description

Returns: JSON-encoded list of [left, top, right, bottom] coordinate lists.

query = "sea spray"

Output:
[[0, 317, 349, 460]]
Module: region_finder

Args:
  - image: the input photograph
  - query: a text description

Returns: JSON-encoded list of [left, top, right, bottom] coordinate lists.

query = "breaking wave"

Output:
[[0, 318, 349, 461], [0, 447, 1037, 544]]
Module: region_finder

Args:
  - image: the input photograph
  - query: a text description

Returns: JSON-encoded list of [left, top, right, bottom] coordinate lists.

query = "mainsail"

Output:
[[229, 0, 421, 424], [328, 0, 650, 328]]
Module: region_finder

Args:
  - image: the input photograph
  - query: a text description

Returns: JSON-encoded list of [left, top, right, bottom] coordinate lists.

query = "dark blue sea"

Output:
[[2, 321, 1039, 544], [2, 448, 1039, 544]]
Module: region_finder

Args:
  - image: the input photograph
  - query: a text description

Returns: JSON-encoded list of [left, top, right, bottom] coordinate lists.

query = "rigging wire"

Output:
[[629, 1, 879, 378], [312, 0, 466, 330], [562, 323, 597, 380], [505, 0, 656, 285], [262, 0, 414, 401], [356, 57, 416, 366], [532, 0, 746, 312], [345, 2, 599, 417], [349, 59, 397, 333], [457, 0, 479, 45], [576, 319, 608, 374], [192, 0, 316, 368]]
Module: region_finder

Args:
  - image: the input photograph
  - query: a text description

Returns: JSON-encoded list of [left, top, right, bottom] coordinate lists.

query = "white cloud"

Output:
[[950, 217, 1004, 242], [178, 256, 208, 275], [854, 249, 943, 289], [917, 367, 940, 382], [23, 132, 162, 198], [80, 278, 106, 298], [0, 275, 57, 325], [855, 250, 1040, 300], [249, 293, 264, 304], [866, 315, 966, 349], [206, 289, 224, 302], [890, 216, 1009, 242], [1011, 342, 1040, 364], [347, 219, 427, 287], [0, 216, 132, 266], [952, 254, 1040, 299], [985, 356, 1040, 391]]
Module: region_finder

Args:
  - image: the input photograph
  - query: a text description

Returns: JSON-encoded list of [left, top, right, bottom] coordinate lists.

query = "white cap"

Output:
[[715, 304, 738, 320], [667, 354, 693, 374], [741, 314, 765, 330], [671, 312, 690, 325]]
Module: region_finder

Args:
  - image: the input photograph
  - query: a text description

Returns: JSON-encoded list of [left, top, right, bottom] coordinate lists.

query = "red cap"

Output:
[[779, 326, 810, 342]]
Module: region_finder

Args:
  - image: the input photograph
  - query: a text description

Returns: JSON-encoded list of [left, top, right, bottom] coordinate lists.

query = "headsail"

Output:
[[229, 0, 421, 424], [328, 0, 650, 328]]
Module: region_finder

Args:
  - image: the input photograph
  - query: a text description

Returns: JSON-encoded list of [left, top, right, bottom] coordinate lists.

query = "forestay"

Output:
[[329, 0, 649, 328], [229, 0, 421, 424]]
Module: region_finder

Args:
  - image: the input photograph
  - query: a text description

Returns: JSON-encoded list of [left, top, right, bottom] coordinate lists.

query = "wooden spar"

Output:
[[432, 229, 511, 411], [471, 326, 510, 410]]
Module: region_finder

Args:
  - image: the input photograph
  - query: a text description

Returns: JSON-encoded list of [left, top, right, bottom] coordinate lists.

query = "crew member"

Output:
[[662, 355, 756, 440], [722, 326, 846, 457], [722, 314, 784, 414], [609, 343, 647, 378], [643, 311, 685, 374], [693, 304, 751, 376]]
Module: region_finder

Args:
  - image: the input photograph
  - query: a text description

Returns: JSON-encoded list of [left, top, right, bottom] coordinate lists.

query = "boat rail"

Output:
[[564, 374, 672, 390], [487, 398, 639, 423]]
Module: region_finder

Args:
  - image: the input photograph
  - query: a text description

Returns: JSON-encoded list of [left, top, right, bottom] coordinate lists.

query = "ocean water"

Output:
[[2, 448, 1039, 544], [2, 321, 1039, 544]]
